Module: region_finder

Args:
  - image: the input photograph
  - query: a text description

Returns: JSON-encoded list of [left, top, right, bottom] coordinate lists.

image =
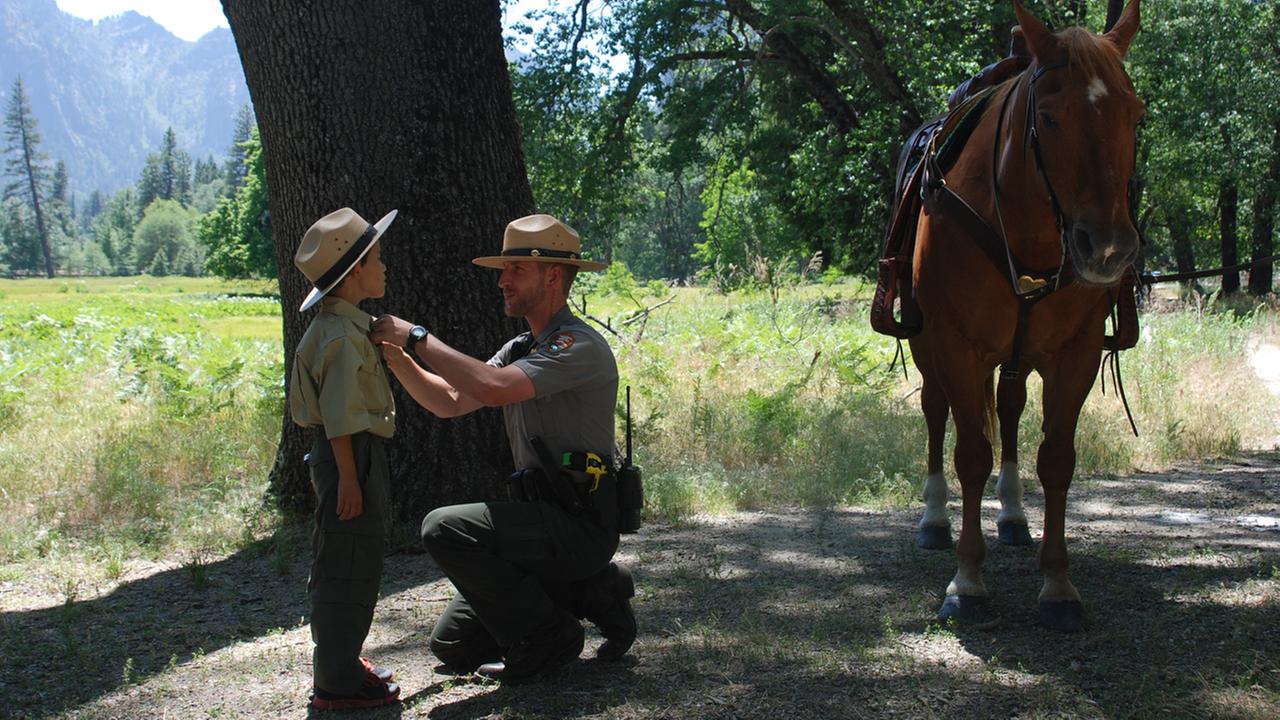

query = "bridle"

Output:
[[990, 61, 1072, 301]]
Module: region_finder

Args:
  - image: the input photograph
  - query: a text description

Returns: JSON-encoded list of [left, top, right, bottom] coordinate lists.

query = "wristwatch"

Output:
[[406, 325, 428, 352]]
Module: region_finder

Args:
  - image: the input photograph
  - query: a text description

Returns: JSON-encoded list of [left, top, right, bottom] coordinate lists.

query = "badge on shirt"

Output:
[[543, 332, 576, 354]]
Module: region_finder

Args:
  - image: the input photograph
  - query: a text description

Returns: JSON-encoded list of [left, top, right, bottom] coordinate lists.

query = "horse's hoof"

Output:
[[1039, 600, 1085, 633], [916, 525, 952, 550], [996, 521, 1034, 546], [937, 594, 989, 623]]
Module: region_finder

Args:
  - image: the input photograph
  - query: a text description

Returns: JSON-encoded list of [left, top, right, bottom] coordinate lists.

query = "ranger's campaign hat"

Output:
[[472, 214, 607, 271], [294, 208, 397, 312]]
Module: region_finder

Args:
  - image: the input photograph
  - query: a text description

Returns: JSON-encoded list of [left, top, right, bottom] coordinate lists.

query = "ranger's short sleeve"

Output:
[[512, 328, 611, 397]]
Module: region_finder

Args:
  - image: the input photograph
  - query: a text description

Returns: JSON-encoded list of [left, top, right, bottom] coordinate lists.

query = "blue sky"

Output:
[[55, 0, 550, 43]]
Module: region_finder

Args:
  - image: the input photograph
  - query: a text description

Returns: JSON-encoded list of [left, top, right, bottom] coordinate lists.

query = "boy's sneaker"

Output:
[[360, 656, 394, 683], [310, 669, 401, 711]]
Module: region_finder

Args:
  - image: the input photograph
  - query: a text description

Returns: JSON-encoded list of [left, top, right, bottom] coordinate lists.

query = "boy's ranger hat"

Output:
[[294, 207, 397, 312], [472, 214, 607, 271]]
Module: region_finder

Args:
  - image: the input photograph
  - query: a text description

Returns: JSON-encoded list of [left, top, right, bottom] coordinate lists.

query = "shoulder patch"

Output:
[[542, 332, 576, 355]]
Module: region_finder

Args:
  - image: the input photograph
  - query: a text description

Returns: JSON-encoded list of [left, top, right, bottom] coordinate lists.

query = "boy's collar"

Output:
[[320, 296, 375, 330]]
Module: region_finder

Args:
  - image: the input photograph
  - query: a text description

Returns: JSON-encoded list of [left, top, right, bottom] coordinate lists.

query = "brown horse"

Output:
[[909, 0, 1144, 632]]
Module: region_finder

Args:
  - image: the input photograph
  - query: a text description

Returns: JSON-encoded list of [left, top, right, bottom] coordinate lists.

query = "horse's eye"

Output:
[[1040, 112, 1059, 129]]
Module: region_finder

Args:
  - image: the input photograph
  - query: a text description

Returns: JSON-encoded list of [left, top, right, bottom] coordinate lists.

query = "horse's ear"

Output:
[[1103, 0, 1140, 57], [1012, 0, 1064, 65]]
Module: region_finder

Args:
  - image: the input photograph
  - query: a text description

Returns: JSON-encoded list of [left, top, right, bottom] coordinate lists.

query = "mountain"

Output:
[[0, 0, 250, 197]]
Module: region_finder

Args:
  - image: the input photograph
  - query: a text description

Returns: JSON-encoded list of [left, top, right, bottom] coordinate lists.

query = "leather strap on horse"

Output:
[[871, 91, 997, 341], [871, 139, 928, 339], [1139, 253, 1280, 286]]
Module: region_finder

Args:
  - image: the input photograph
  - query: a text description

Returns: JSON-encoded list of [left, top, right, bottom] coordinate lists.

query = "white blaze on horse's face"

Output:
[[1087, 77, 1109, 106]]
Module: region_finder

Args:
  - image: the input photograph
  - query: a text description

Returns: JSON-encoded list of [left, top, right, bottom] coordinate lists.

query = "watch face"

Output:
[[410, 326, 427, 342]]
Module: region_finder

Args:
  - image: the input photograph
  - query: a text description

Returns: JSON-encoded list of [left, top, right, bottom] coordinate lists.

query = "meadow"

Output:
[[1, 273, 1277, 587]]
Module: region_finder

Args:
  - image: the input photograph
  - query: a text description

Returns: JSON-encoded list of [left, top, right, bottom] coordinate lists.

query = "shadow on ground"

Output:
[[2, 455, 1277, 718], [0, 525, 442, 718]]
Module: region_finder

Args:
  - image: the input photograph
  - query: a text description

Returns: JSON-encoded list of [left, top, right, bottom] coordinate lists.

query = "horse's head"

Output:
[[1014, 0, 1145, 286]]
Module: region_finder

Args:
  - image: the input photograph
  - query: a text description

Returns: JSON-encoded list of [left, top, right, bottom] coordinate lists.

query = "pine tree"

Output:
[[81, 189, 104, 233], [2, 78, 54, 277], [137, 127, 193, 212], [224, 104, 255, 194]]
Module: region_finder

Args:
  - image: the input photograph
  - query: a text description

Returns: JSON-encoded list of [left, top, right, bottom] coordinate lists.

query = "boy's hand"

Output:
[[336, 474, 363, 520]]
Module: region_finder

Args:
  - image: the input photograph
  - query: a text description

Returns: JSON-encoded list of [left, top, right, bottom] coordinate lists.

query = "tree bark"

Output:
[[1250, 118, 1280, 296], [222, 0, 533, 519]]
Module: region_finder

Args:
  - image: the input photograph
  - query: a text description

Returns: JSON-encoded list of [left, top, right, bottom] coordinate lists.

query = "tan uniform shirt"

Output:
[[289, 296, 395, 439]]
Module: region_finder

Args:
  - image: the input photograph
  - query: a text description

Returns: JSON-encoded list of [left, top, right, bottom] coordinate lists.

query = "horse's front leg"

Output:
[[995, 371, 1034, 546], [1035, 350, 1100, 632], [937, 370, 996, 623]]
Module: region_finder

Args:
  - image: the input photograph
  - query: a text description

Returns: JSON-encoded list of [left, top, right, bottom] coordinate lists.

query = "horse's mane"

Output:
[[1056, 26, 1132, 93]]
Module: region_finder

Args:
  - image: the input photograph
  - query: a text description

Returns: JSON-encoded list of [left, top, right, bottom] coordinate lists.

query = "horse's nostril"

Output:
[[1073, 227, 1093, 255]]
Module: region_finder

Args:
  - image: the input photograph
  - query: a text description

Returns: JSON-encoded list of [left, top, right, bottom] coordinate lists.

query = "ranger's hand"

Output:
[[336, 474, 363, 521], [379, 341, 412, 372], [370, 314, 413, 347]]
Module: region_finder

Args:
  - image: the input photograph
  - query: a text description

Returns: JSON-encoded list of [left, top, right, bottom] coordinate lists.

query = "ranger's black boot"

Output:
[[579, 561, 637, 661]]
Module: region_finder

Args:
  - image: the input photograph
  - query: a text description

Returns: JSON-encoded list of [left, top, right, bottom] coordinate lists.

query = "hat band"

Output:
[[501, 247, 581, 260], [314, 223, 377, 290]]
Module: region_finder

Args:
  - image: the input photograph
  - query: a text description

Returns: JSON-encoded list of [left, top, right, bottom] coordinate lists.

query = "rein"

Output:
[[991, 62, 1073, 302], [1139, 254, 1280, 286]]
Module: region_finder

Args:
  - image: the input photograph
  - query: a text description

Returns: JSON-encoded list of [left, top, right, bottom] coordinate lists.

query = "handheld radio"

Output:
[[617, 385, 644, 533]]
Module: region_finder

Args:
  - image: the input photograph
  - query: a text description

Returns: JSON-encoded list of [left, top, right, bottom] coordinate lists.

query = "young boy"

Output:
[[289, 207, 400, 710]]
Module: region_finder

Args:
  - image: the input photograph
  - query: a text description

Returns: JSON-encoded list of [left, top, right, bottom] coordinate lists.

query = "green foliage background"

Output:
[[510, 0, 1280, 287]]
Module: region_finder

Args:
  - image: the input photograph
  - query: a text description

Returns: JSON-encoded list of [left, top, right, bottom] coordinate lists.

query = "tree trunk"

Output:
[[222, 0, 533, 519], [1219, 177, 1239, 295], [1219, 123, 1239, 295], [1105, 0, 1125, 32], [1250, 118, 1280, 296], [1167, 206, 1197, 291], [16, 106, 53, 278]]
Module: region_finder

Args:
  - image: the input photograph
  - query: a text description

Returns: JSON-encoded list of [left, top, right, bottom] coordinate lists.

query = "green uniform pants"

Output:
[[421, 500, 618, 669], [307, 432, 389, 694]]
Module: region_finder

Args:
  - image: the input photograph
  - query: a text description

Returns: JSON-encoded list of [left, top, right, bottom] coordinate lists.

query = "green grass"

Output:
[[588, 279, 1280, 523], [0, 276, 283, 568], [2, 275, 1277, 567]]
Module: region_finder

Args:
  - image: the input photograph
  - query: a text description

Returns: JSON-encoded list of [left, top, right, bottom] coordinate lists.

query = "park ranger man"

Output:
[[371, 213, 636, 681]]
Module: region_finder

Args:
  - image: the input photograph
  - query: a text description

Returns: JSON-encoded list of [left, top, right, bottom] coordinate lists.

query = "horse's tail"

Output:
[[982, 371, 998, 447]]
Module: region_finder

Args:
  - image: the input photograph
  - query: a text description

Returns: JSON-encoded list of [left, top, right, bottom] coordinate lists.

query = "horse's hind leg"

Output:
[[995, 371, 1033, 546], [917, 368, 952, 549]]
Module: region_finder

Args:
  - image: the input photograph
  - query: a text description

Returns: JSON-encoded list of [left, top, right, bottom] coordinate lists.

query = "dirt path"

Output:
[[2, 456, 1278, 719]]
